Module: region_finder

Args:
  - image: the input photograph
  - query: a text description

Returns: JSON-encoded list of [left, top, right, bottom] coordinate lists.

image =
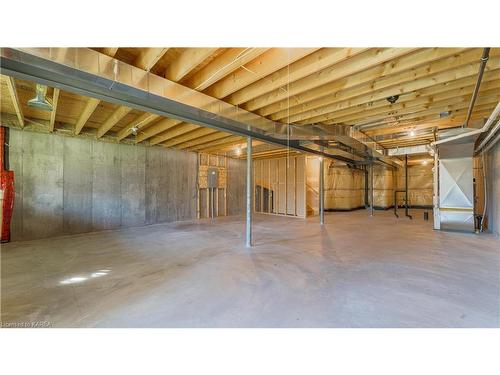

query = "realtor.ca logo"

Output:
[[1, 321, 52, 328]]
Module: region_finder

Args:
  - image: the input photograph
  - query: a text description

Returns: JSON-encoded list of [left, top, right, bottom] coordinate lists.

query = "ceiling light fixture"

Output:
[[130, 125, 139, 136], [235, 147, 242, 156], [387, 95, 399, 104], [409, 130, 416, 137]]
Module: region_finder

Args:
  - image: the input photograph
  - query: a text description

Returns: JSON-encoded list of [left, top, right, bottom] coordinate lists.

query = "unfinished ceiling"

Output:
[[1, 47, 499, 158]]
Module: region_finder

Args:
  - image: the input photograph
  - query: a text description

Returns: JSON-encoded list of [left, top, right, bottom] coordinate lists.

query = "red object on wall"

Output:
[[1, 126, 15, 242], [1, 170, 15, 242]]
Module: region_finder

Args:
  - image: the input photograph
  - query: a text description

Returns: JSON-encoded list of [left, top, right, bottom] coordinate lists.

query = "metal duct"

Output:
[[27, 84, 53, 111]]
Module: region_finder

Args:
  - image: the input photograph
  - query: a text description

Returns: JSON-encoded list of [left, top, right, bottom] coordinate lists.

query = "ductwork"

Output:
[[28, 84, 53, 111]]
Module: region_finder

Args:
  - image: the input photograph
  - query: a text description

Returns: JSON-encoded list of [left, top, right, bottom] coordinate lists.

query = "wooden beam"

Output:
[[150, 123, 200, 145], [135, 117, 182, 143], [5, 76, 24, 128], [225, 48, 368, 106], [188, 135, 240, 151], [164, 48, 218, 82], [99, 48, 119, 57], [161, 127, 217, 148], [183, 48, 269, 91], [96, 106, 133, 138], [134, 48, 318, 143], [116, 112, 160, 141], [48, 88, 60, 132], [204, 48, 319, 99], [176, 131, 230, 149], [74, 98, 100, 135], [261, 48, 476, 119], [316, 84, 500, 127], [243, 47, 421, 113], [295, 72, 500, 125], [203, 139, 265, 153], [134, 48, 169, 71], [282, 53, 500, 124], [347, 95, 500, 129]]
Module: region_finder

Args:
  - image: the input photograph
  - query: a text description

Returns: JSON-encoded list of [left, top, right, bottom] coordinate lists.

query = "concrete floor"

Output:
[[1, 209, 499, 327]]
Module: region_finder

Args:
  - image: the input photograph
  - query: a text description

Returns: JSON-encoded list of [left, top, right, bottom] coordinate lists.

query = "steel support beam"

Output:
[[246, 137, 253, 247], [319, 155, 325, 225], [370, 162, 374, 216]]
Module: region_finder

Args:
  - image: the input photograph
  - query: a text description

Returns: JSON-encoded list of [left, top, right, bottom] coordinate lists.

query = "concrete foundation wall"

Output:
[[486, 141, 500, 237], [8, 129, 199, 241]]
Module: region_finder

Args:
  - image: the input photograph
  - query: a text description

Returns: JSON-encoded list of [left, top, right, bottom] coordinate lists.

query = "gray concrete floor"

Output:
[[1, 209, 499, 327]]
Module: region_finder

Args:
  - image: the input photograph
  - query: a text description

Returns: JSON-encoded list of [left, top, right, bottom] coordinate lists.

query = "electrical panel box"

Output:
[[207, 168, 219, 188]]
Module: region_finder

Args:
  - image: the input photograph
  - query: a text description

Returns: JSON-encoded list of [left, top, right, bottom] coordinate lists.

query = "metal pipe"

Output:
[[463, 48, 490, 128], [246, 136, 253, 247], [433, 152, 440, 230], [319, 156, 325, 225], [370, 162, 374, 216], [364, 167, 369, 208], [405, 155, 413, 219], [482, 129, 500, 153], [476, 120, 500, 153]]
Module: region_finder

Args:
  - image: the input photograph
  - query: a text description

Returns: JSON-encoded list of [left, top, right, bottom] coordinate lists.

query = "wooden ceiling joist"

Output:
[[267, 49, 499, 121], [320, 84, 500, 127], [203, 48, 319, 99], [161, 127, 217, 148], [188, 135, 241, 151], [308, 55, 500, 126], [244, 47, 424, 114], [262, 48, 482, 120], [116, 112, 160, 141], [175, 131, 231, 150], [74, 98, 100, 135], [48, 88, 60, 132], [3, 47, 500, 152], [296, 71, 500, 125], [183, 48, 269, 91], [5, 76, 24, 128], [164, 48, 218, 82], [134, 48, 169, 71], [225, 47, 368, 106], [96, 106, 133, 138], [135, 117, 181, 143], [150, 123, 200, 145]]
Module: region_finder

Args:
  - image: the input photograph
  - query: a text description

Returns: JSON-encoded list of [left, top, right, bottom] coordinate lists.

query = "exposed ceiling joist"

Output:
[[134, 48, 169, 71], [225, 48, 368, 106], [183, 48, 269, 91], [74, 98, 100, 135], [176, 131, 230, 150], [117, 112, 160, 141], [164, 48, 218, 82], [204, 48, 319, 99], [5, 76, 24, 127], [48, 88, 60, 132], [96, 106, 133, 138]]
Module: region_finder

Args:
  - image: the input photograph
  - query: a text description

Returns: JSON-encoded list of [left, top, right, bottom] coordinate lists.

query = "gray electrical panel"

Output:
[[207, 168, 219, 188]]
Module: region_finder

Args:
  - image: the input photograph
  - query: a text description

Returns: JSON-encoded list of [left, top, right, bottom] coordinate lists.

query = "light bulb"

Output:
[[409, 130, 416, 137]]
